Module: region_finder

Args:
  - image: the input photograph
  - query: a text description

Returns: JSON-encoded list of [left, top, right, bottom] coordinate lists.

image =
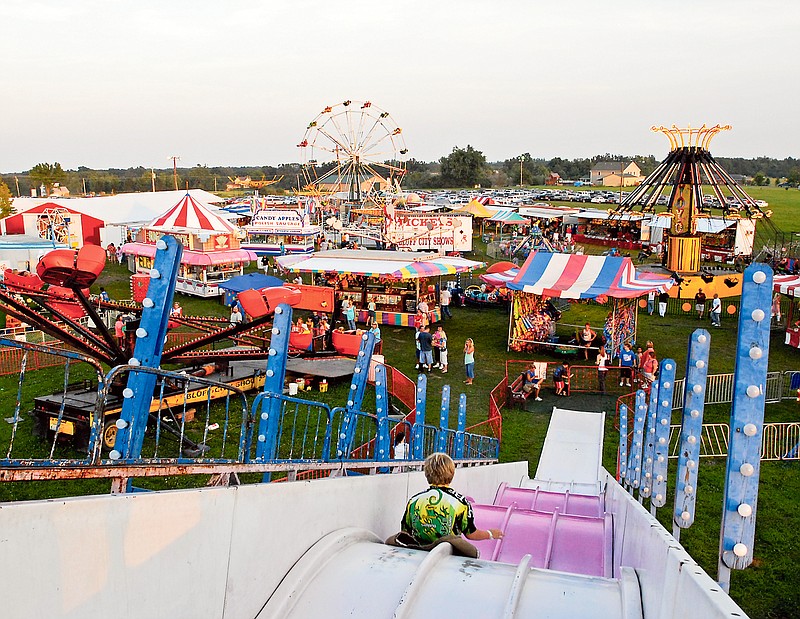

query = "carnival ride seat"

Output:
[[1, 270, 45, 291], [289, 331, 313, 351], [36, 245, 106, 288], [237, 285, 302, 319], [331, 329, 364, 356]]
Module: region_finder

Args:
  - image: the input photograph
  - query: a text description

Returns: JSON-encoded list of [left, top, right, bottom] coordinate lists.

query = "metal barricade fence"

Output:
[[667, 422, 800, 461], [761, 423, 800, 460], [263, 394, 333, 461]]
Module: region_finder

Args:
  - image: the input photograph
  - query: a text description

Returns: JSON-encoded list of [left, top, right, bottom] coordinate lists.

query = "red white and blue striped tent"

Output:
[[506, 252, 673, 299]]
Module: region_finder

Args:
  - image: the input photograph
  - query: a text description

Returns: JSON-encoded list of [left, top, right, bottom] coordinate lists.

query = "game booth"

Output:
[[121, 193, 257, 297], [565, 209, 649, 251], [485, 252, 673, 358], [275, 249, 484, 327], [645, 215, 756, 264]]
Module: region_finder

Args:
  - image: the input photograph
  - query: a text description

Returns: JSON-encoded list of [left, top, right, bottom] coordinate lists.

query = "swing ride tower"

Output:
[[614, 125, 771, 273]]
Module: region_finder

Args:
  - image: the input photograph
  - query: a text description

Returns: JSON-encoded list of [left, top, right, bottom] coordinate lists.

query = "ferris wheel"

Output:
[[298, 100, 408, 203], [36, 207, 72, 244]]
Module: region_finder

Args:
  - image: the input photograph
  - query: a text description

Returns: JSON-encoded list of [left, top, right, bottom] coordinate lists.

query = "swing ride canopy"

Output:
[[275, 249, 484, 279], [504, 252, 673, 299]]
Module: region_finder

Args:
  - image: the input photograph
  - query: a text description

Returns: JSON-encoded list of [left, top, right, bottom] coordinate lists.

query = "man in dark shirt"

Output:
[[695, 288, 707, 320], [418, 326, 434, 371]]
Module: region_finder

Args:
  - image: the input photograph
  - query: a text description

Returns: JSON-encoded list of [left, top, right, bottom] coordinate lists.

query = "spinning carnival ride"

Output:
[[613, 124, 772, 273]]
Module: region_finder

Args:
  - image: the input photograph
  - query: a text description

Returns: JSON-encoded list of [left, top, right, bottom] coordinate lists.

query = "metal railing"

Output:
[[1, 339, 500, 485], [667, 422, 800, 461]]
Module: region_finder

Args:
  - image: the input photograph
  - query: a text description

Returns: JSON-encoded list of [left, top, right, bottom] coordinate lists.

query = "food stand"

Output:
[[241, 208, 322, 255], [121, 193, 256, 297], [275, 249, 484, 327]]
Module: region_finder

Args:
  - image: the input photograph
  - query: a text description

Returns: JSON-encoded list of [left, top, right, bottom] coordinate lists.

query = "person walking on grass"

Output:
[[710, 293, 722, 327], [619, 343, 634, 388], [433, 325, 448, 372], [440, 286, 452, 319], [694, 288, 707, 320], [580, 323, 596, 360], [658, 290, 669, 317], [553, 361, 571, 396], [596, 347, 609, 394], [418, 325, 434, 372], [463, 338, 475, 384]]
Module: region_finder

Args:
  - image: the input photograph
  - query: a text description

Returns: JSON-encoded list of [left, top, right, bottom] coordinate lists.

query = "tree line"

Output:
[[2, 150, 799, 198]]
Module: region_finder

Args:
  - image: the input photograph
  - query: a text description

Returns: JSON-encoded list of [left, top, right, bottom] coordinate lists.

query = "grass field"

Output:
[[3, 190, 800, 617]]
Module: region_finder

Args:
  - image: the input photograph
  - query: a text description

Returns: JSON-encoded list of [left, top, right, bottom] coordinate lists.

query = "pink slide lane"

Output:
[[470, 502, 613, 578], [493, 483, 603, 517]]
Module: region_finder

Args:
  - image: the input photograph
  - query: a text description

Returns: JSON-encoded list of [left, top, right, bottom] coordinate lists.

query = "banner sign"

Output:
[[384, 214, 472, 251], [249, 209, 310, 231]]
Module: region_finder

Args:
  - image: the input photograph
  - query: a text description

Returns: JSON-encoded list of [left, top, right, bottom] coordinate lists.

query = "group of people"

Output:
[[520, 339, 662, 399], [414, 325, 449, 374], [413, 326, 476, 384]]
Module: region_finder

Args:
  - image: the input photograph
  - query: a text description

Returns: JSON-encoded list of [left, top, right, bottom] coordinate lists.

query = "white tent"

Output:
[[9, 189, 225, 227]]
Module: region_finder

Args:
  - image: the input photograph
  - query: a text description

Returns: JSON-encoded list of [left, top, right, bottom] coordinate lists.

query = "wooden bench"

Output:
[[508, 362, 547, 409]]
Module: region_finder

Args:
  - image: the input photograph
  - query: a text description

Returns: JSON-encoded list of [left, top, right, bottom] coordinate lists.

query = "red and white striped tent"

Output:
[[506, 252, 673, 299], [148, 193, 235, 233], [774, 274, 800, 298]]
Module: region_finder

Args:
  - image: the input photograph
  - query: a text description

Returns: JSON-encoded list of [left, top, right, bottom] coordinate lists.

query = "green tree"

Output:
[[753, 172, 767, 186], [0, 181, 14, 217], [786, 168, 800, 187], [28, 162, 67, 195], [439, 145, 489, 188]]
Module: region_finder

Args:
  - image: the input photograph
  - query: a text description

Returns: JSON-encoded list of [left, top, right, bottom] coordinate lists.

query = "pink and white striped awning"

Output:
[[148, 193, 235, 233], [506, 252, 673, 299], [480, 267, 519, 287], [774, 274, 800, 297]]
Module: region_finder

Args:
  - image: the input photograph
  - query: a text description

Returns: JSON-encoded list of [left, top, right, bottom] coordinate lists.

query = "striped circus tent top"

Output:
[[486, 209, 529, 223], [506, 251, 673, 299], [774, 274, 800, 297], [148, 193, 235, 233], [480, 267, 519, 287], [276, 249, 484, 279]]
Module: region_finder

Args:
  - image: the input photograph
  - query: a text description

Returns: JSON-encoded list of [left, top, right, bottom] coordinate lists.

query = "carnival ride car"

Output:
[[0, 245, 365, 450]]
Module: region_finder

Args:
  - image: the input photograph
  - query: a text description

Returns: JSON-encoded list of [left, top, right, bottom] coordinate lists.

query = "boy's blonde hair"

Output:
[[424, 452, 455, 486]]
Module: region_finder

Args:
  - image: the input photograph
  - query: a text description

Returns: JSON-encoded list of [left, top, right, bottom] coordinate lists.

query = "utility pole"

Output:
[[168, 156, 180, 190], [151, 169, 156, 192], [520, 157, 524, 187], [82, 178, 87, 195], [14, 176, 20, 197]]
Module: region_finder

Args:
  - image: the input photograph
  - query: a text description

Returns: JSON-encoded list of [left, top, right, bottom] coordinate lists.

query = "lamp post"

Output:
[[519, 157, 524, 187]]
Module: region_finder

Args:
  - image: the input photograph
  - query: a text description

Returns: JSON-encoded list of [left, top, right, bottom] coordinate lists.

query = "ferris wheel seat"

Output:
[[36, 245, 106, 288]]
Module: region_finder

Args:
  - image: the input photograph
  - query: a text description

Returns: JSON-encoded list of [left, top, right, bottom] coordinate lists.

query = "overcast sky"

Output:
[[1, 0, 798, 172]]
